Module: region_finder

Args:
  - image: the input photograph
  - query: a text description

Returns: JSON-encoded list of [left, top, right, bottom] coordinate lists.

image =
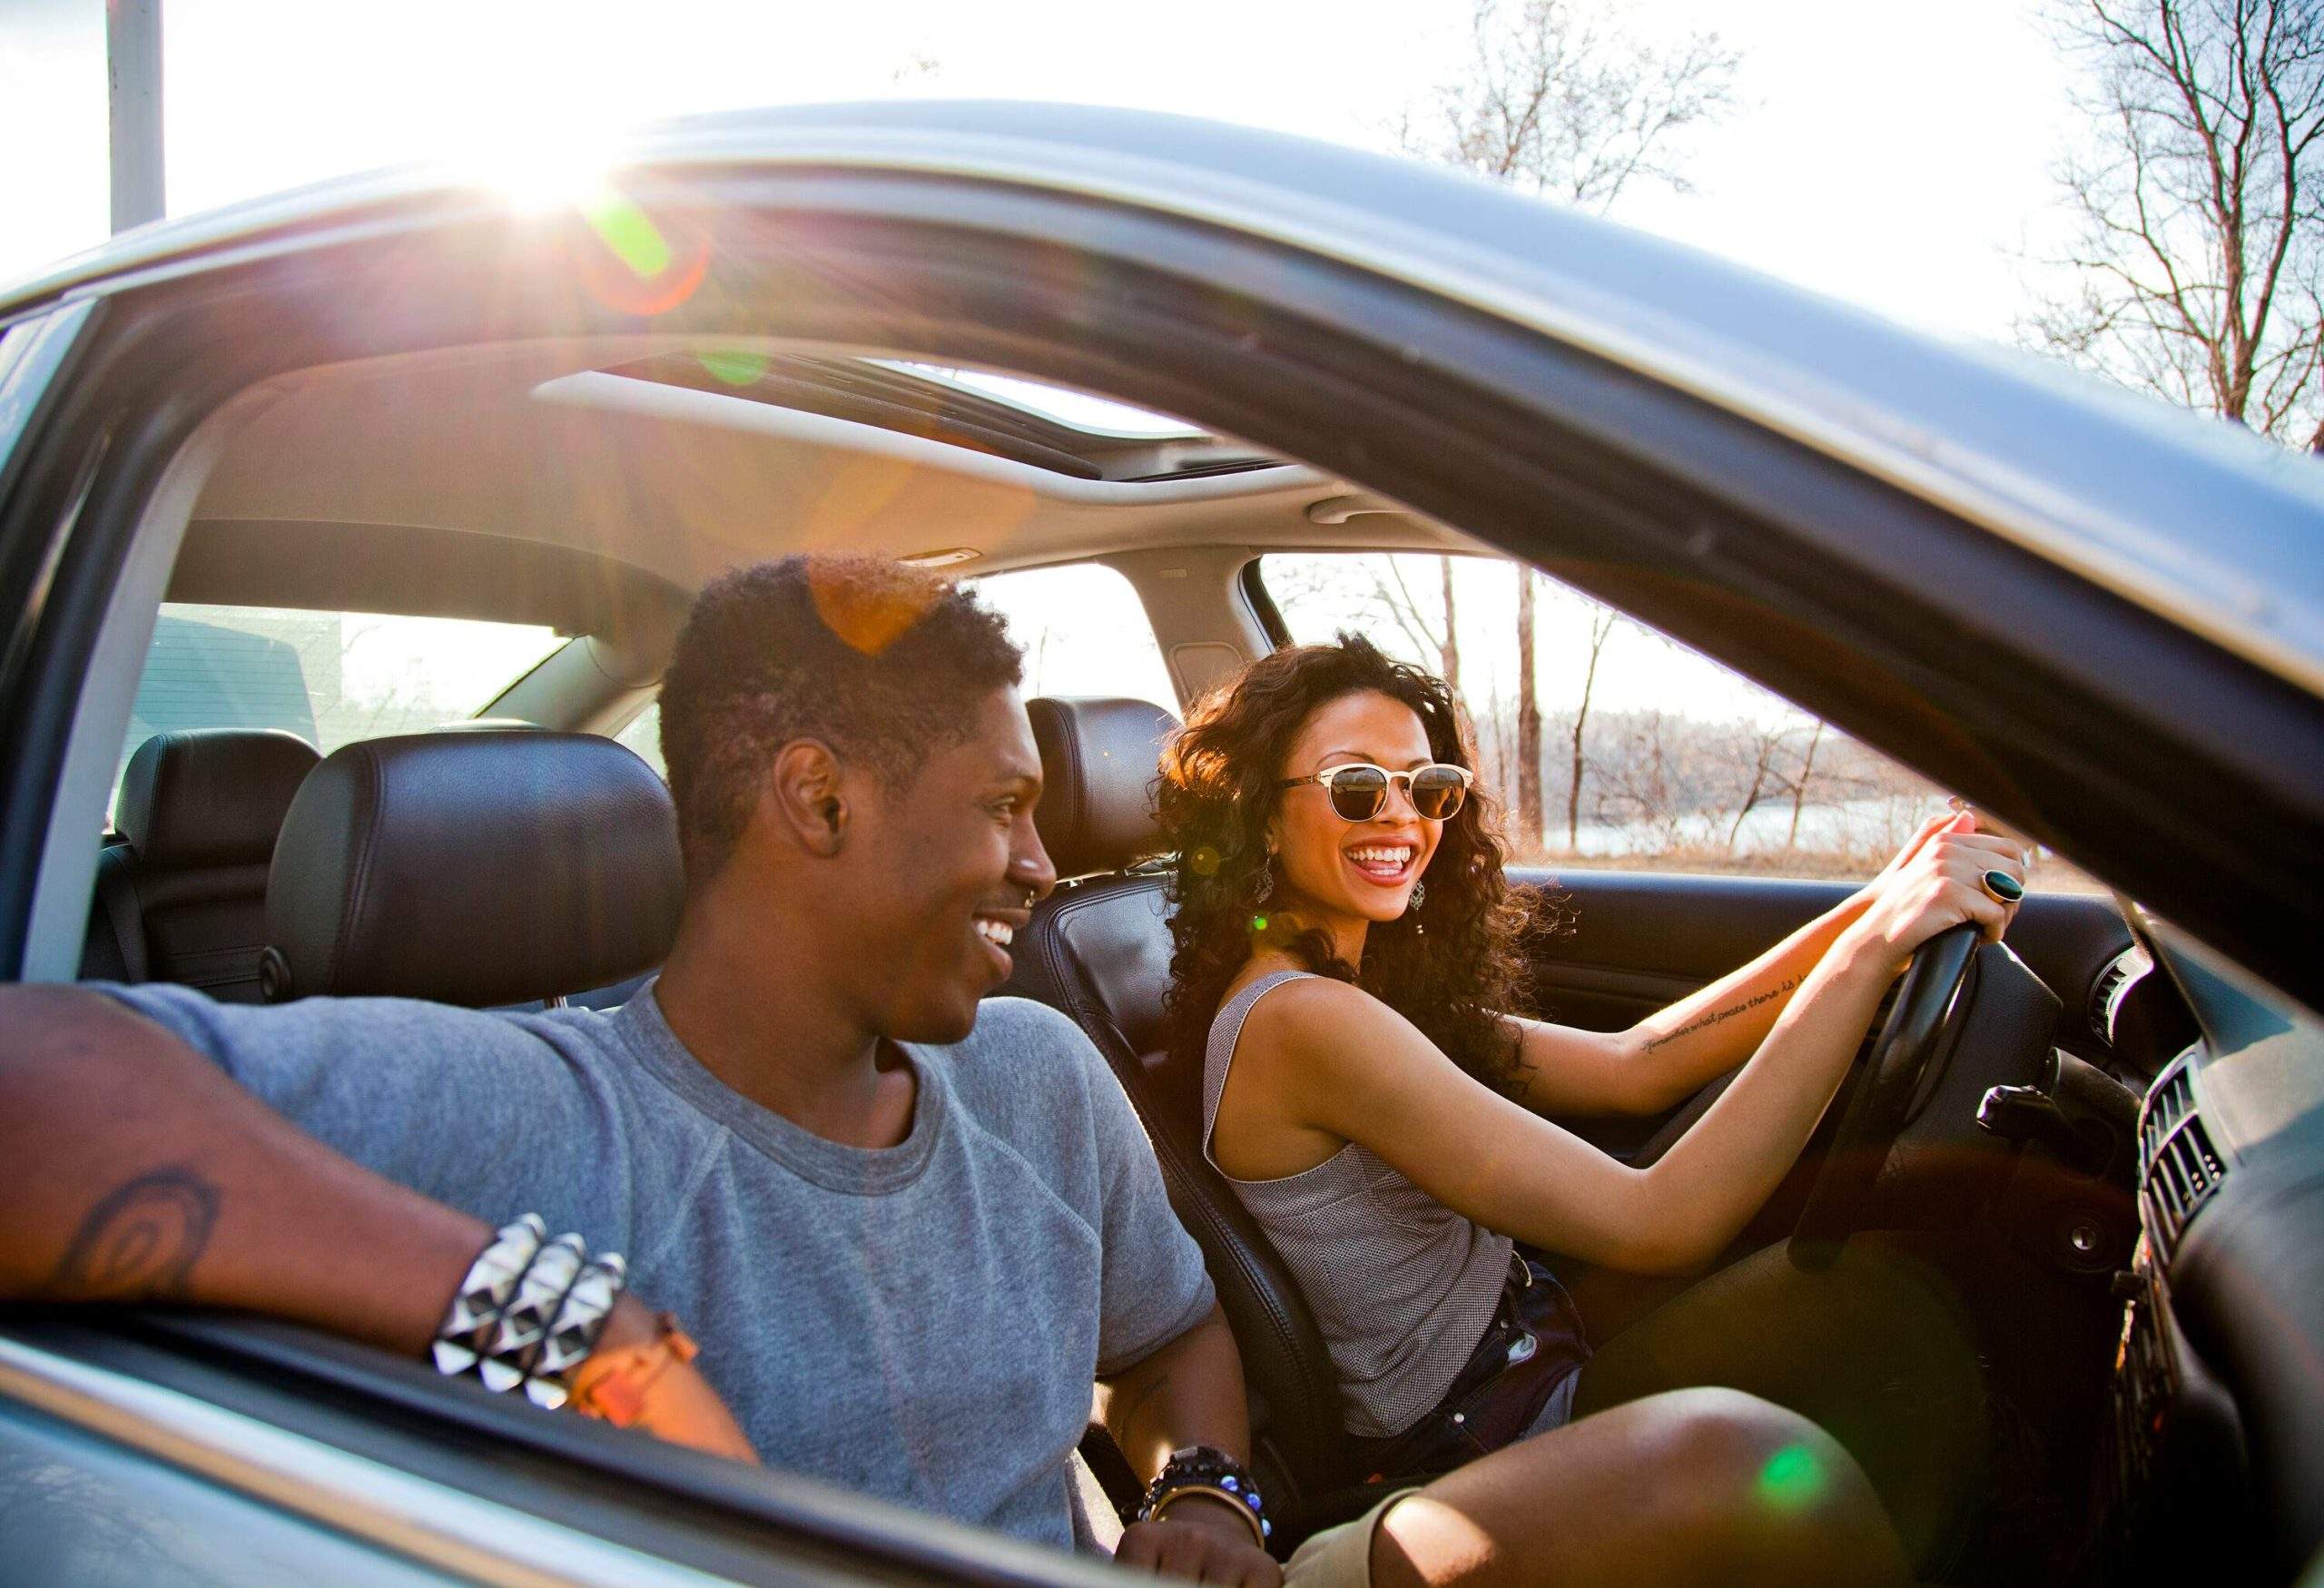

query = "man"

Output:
[[0, 556, 1274, 1583], [0, 556, 1905, 1588]]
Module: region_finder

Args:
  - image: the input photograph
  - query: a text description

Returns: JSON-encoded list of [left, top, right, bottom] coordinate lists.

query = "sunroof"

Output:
[[606, 351, 1280, 483], [868, 362, 1203, 439]]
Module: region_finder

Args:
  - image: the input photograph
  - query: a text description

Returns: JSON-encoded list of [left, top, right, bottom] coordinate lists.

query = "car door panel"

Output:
[[1512, 869, 1860, 1033], [1511, 866, 2135, 1157], [1, 1314, 1090, 1587], [0, 1389, 455, 1587]]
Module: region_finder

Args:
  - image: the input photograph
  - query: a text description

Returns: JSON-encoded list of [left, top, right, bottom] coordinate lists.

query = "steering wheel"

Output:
[[1789, 923, 1983, 1270]]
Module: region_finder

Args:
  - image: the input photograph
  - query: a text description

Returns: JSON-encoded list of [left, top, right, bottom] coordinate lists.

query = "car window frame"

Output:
[[2, 1312, 1112, 1586], [17, 173, 2316, 1003]]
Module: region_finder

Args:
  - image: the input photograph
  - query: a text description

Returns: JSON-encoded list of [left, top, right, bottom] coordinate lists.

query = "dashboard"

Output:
[[2097, 924, 2324, 1583]]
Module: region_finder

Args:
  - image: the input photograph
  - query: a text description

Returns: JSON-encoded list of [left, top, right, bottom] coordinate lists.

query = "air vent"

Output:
[[2140, 1066, 2225, 1258], [2140, 1066, 2192, 1157], [2090, 945, 2153, 1045]]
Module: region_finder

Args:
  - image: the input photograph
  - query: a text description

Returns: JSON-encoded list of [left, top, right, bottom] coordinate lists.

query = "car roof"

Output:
[[11, 99, 2323, 695]]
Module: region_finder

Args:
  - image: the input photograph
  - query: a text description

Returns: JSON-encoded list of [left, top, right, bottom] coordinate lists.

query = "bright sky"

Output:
[[0, 0, 2090, 757], [5, 0, 2083, 341]]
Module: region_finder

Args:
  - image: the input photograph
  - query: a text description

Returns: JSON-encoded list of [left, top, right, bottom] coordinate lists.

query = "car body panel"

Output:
[[5, 103, 2320, 701]]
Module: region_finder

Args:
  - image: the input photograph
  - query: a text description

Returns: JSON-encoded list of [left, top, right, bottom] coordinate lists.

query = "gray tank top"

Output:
[[1202, 971, 1513, 1439]]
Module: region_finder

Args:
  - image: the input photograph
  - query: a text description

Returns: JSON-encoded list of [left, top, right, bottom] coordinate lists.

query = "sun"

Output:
[[456, 109, 629, 217]]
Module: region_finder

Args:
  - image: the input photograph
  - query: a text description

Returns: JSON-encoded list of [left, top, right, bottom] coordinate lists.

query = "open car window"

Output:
[[113, 603, 563, 816], [606, 562, 1177, 784], [960, 563, 1177, 707], [1258, 554, 2103, 892]]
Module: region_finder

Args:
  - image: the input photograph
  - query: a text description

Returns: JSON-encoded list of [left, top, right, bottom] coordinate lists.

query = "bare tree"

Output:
[[1593, 710, 1702, 853], [1723, 720, 1797, 849], [1515, 572, 1543, 846], [1564, 603, 1616, 849], [1482, 677, 1514, 798], [1403, 0, 1744, 207], [1404, 0, 1741, 844], [1365, 557, 1464, 692], [1786, 718, 1826, 849], [1263, 552, 1463, 688], [890, 48, 943, 84], [2025, 0, 2324, 446], [1437, 557, 1462, 693]]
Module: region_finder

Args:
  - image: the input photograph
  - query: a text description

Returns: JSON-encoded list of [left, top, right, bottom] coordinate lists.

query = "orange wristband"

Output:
[[567, 1311, 701, 1428]]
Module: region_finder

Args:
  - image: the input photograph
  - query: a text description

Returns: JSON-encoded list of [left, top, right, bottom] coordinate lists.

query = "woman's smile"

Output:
[[1345, 841, 1420, 885], [1264, 688, 1451, 950]]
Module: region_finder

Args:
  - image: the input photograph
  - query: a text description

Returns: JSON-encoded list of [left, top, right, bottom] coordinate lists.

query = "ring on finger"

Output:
[[1981, 869, 2025, 904]]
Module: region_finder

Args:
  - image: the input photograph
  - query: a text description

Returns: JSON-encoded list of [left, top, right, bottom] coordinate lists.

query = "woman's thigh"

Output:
[[1367, 1386, 1908, 1588], [1569, 1238, 1987, 1569]]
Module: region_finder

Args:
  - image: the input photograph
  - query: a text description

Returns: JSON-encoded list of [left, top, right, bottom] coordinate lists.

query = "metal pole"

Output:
[[108, 0, 165, 232]]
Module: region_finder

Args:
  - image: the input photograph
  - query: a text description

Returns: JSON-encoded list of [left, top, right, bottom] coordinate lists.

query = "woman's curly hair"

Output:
[[1157, 634, 1538, 1094]]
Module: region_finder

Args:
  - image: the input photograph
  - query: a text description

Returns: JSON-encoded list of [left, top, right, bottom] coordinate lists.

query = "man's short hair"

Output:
[[659, 555, 1023, 882]]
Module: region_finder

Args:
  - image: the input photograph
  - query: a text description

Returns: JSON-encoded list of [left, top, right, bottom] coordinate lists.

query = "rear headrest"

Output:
[[1028, 697, 1180, 881], [117, 729, 322, 870], [262, 731, 683, 1006]]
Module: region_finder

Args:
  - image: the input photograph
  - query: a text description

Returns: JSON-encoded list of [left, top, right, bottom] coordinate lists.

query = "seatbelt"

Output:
[[94, 847, 150, 983]]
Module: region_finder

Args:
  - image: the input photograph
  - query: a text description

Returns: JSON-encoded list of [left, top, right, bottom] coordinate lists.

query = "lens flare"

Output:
[[583, 189, 674, 278], [806, 560, 944, 656], [696, 349, 771, 386], [567, 185, 711, 318], [1755, 1444, 1827, 1513], [473, 123, 622, 216]]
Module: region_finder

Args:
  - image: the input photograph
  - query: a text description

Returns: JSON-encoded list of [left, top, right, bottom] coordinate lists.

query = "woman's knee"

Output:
[[1633, 1388, 1908, 1584], [1649, 1386, 1837, 1480], [1375, 1391, 1908, 1587]]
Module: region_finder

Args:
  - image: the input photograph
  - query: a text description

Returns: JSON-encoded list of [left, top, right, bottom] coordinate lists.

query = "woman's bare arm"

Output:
[[1500, 897, 1866, 1118], [1217, 816, 2018, 1272], [1502, 814, 2024, 1118]]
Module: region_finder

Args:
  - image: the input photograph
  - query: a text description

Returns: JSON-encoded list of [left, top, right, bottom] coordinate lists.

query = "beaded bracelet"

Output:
[[1139, 1445, 1271, 1550], [432, 1213, 628, 1410]]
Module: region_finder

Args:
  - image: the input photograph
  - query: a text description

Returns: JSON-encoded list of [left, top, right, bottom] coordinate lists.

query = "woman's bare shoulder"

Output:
[[1235, 970, 1420, 1067]]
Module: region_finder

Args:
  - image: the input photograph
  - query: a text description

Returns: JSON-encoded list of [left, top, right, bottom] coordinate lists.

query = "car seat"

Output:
[[82, 728, 322, 1001], [259, 729, 682, 1007], [1001, 696, 1363, 1516]]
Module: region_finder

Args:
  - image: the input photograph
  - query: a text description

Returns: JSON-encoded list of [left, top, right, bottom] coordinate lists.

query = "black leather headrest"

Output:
[[117, 729, 321, 870], [263, 731, 683, 1006], [1028, 697, 1179, 881]]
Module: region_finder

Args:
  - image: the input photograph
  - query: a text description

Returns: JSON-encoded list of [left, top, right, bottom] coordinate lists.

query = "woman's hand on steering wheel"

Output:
[[1838, 811, 2027, 981]]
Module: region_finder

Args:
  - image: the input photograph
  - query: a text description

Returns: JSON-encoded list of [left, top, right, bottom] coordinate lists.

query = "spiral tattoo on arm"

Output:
[[46, 1168, 222, 1300]]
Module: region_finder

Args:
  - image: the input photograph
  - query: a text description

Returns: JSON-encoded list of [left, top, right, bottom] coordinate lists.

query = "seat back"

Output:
[[1006, 697, 1351, 1495], [83, 729, 322, 1001], [261, 730, 684, 1007]]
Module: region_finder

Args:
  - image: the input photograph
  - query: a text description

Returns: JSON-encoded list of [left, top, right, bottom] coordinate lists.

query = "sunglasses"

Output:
[[1278, 762, 1474, 823]]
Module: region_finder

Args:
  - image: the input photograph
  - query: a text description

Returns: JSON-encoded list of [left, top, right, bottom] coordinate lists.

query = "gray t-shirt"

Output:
[[100, 981, 1216, 1552]]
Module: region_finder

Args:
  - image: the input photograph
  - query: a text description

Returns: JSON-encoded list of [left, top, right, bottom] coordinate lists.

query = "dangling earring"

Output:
[[1407, 879, 1426, 912], [1247, 864, 1275, 907]]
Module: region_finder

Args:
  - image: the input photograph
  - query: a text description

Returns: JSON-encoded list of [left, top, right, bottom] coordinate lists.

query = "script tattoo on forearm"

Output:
[[44, 1167, 221, 1300], [1643, 978, 1798, 1052]]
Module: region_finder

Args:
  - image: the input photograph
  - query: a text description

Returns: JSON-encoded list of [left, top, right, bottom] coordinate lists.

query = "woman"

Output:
[[1157, 635, 2024, 1564]]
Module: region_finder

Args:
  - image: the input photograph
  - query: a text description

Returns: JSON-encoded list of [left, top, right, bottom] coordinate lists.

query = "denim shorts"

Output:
[[1345, 1253, 1593, 1484]]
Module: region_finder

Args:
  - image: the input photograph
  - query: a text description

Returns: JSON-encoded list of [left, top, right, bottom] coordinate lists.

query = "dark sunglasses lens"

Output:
[[1411, 766, 1468, 819], [1325, 765, 1389, 820]]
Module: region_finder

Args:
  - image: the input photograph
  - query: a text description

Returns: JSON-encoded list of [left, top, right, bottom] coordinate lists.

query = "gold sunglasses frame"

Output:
[[1276, 762, 1475, 821]]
